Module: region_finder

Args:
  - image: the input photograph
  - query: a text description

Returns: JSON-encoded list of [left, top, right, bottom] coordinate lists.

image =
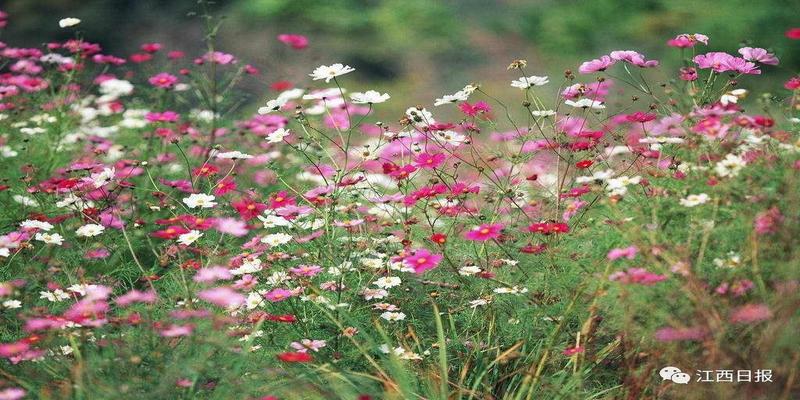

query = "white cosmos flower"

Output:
[[565, 99, 606, 109], [373, 276, 401, 289], [182, 193, 217, 209], [75, 224, 105, 237], [261, 233, 293, 246], [35, 232, 64, 245], [90, 167, 115, 188], [257, 97, 288, 114], [216, 151, 252, 159], [309, 63, 355, 83], [350, 90, 390, 104], [510, 75, 549, 89], [531, 109, 556, 117], [2, 300, 21, 309], [177, 230, 203, 246], [679, 193, 710, 207], [459, 265, 482, 276], [0, 248, 9, 257], [715, 154, 745, 177], [380, 311, 406, 322], [266, 128, 290, 144], [59, 18, 81, 28], [20, 220, 54, 231], [433, 89, 470, 106]]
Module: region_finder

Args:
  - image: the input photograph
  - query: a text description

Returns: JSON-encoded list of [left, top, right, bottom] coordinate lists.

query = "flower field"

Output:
[[1, 9, 800, 400]]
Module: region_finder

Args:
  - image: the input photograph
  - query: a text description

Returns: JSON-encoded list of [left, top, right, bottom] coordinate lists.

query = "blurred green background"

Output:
[[2, 0, 797, 113]]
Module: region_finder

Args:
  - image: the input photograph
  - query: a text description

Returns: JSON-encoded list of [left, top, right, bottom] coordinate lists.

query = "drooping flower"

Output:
[[737, 47, 779, 65], [578, 55, 615, 73]]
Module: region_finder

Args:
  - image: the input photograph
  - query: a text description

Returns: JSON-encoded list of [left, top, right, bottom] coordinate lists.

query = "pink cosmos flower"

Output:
[[609, 268, 666, 285], [197, 287, 245, 308], [414, 152, 446, 169], [730, 304, 772, 324], [693, 52, 760, 74], [609, 50, 659, 68], [146, 111, 180, 123], [754, 206, 783, 235], [654, 326, 707, 341], [192, 267, 233, 283], [607, 246, 638, 261], [160, 324, 194, 337], [264, 288, 294, 302], [737, 47, 779, 65], [200, 51, 236, 65], [214, 218, 249, 237], [403, 248, 443, 274], [464, 223, 503, 241], [116, 289, 158, 306], [277, 34, 309, 50], [666, 33, 709, 48], [578, 55, 615, 73], [290, 339, 327, 353], [148, 72, 178, 89], [0, 387, 26, 400], [289, 264, 322, 277]]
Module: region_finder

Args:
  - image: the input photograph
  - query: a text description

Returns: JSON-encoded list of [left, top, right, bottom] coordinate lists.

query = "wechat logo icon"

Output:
[[660, 366, 691, 384]]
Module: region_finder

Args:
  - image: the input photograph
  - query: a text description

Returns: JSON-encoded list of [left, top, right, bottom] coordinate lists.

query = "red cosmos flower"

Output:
[[192, 164, 219, 177], [266, 313, 297, 323], [140, 43, 162, 53], [527, 222, 569, 235], [212, 178, 237, 196], [269, 191, 295, 209], [167, 50, 185, 60], [625, 111, 657, 123], [232, 198, 267, 220], [458, 101, 491, 117], [575, 160, 593, 169], [785, 77, 800, 90], [277, 34, 309, 50], [129, 53, 153, 63], [271, 81, 293, 91], [430, 233, 447, 245], [151, 226, 189, 240], [277, 351, 313, 363], [786, 28, 800, 40], [383, 163, 417, 180], [520, 243, 547, 254], [464, 223, 503, 241], [562, 346, 584, 356], [414, 152, 446, 169]]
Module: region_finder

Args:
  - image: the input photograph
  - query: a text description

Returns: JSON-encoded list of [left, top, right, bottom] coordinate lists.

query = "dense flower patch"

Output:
[[0, 11, 799, 400]]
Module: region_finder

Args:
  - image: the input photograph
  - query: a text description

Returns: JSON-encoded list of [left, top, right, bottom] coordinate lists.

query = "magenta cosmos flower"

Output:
[[264, 288, 294, 302], [403, 248, 443, 274], [277, 33, 309, 50], [148, 72, 178, 89], [464, 223, 503, 241]]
